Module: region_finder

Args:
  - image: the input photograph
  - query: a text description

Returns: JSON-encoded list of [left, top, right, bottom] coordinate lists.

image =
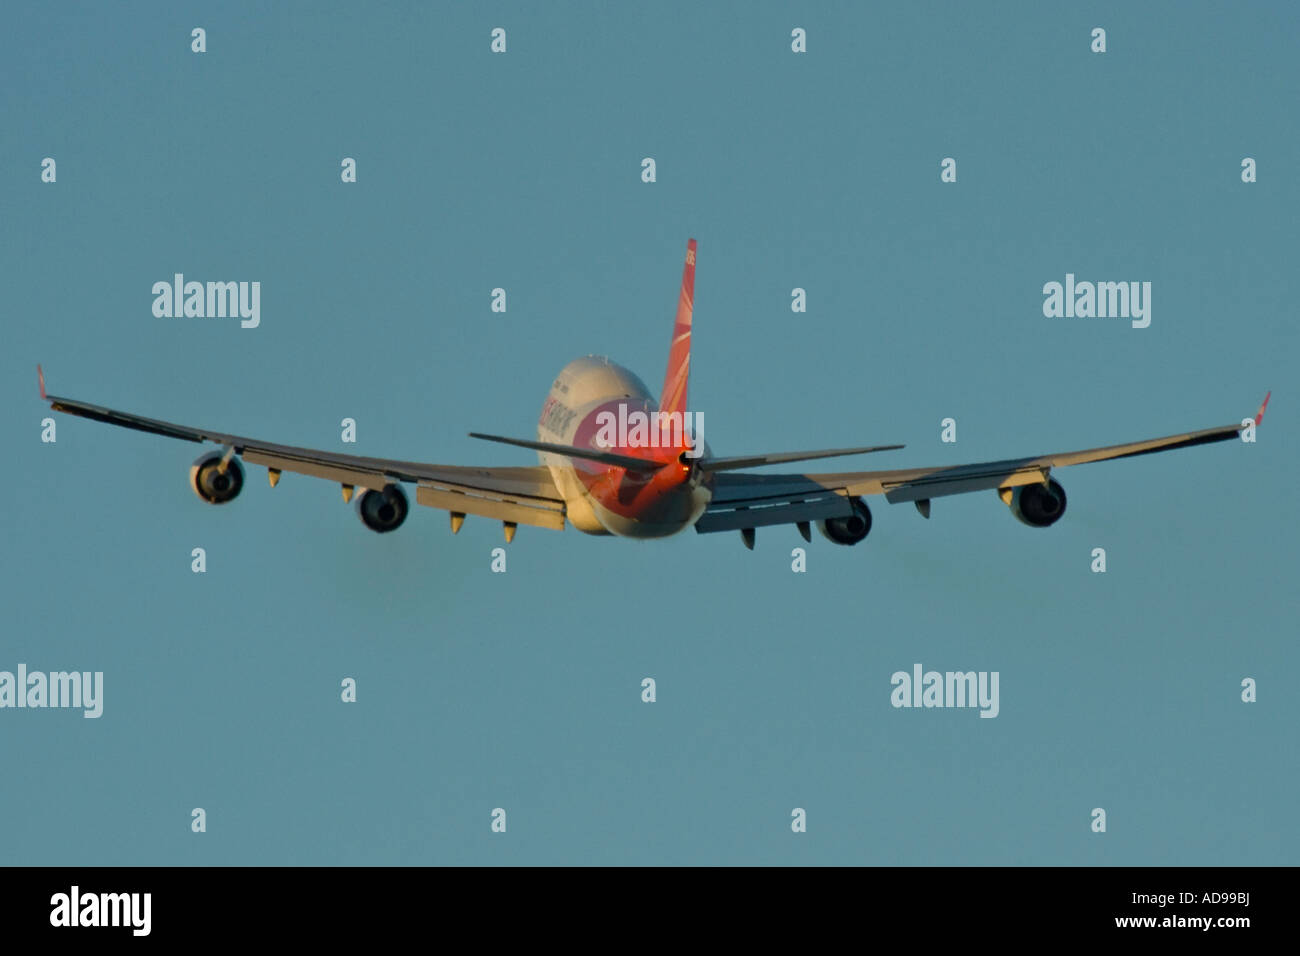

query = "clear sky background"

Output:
[[2, 2, 1296, 865]]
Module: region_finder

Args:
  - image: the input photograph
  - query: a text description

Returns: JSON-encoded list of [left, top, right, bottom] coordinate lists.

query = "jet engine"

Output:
[[817, 496, 873, 545], [1007, 478, 1067, 528], [190, 451, 244, 504], [355, 484, 409, 533]]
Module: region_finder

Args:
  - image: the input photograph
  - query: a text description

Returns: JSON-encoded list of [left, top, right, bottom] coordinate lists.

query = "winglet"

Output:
[[37, 364, 46, 400], [1254, 390, 1270, 426]]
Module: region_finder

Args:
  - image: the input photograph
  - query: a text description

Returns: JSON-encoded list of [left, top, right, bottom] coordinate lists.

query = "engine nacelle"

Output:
[[817, 496, 873, 545], [190, 452, 244, 504], [355, 484, 409, 533], [1007, 478, 1067, 528]]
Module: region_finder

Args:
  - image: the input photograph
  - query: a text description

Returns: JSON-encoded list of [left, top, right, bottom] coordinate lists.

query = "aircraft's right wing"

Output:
[[698, 399, 1267, 535]]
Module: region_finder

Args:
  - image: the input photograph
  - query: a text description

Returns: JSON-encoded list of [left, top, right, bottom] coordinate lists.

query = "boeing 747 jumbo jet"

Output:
[[38, 240, 1268, 549]]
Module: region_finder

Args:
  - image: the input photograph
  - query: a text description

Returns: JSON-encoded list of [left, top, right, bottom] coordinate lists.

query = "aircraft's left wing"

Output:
[[40, 371, 567, 532], [698, 399, 1267, 535]]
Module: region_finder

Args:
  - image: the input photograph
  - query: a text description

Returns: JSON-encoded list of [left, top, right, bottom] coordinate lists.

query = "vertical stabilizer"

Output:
[[659, 239, 696, 416]]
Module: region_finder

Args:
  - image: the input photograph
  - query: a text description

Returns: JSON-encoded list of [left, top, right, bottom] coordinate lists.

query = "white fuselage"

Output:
[[537, 356, 712, 537]]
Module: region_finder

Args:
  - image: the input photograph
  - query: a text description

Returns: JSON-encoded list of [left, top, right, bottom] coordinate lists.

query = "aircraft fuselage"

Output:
[[537, 356, 712, 537]]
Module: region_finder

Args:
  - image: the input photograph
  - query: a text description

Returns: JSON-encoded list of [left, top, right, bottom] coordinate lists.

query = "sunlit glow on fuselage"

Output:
[[537, 356, 712, 538]]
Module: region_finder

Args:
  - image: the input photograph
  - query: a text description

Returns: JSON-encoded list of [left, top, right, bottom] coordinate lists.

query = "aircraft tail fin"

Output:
[[658, 239, 696, 417]]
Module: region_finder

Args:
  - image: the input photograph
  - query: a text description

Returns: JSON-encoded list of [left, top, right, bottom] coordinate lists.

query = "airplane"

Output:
[[38, 239, 1269, 550]]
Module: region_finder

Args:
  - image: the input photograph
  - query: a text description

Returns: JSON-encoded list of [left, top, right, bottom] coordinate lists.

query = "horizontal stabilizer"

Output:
[[694, 491, 852, 534], [469, 432, 665, 472], [699, 444, 904, 473]]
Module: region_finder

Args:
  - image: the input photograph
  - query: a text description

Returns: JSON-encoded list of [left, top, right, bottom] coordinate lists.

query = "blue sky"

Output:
[[2, 1, 1296, 864]]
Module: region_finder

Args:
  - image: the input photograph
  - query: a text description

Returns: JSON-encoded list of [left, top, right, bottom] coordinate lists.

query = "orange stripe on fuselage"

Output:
[[568, 398, 698, 525]]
